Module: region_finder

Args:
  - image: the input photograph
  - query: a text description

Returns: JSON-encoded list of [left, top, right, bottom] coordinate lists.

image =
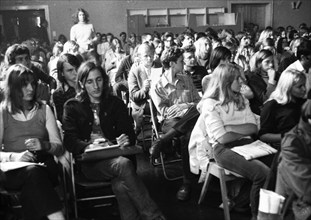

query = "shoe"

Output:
[[149, 138, 163, 158], [176, 184, 191, 201], [152, 215, 167, 220]]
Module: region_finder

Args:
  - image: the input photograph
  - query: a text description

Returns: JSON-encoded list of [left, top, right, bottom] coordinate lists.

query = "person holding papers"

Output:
[[0, 64, 65, 220], [198, 63, 269, 220], [62, 61, 165, 220]]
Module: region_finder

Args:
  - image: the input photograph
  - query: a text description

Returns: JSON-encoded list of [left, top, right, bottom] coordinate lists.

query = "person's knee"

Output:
[[115, 157, 135, 174], [253, 165, 269, 183], [25, 165, 47, 179]]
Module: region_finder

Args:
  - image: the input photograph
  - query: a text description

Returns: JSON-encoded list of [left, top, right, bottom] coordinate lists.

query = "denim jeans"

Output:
[[213, 143, 270, 217], [81, 156, 162, 220], [162, 118, 197, 185]]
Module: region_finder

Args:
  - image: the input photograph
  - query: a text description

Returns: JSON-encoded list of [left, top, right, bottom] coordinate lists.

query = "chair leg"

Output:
[[61, 168, 70, 220], [160, 152, 183, 181], [219, 169, 231, 220], [69, 159, 78, 219], [198, 164, 213, 204]]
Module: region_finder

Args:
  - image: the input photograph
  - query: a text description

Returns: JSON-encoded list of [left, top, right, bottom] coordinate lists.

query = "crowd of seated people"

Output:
[[0, 6, 311, 219]]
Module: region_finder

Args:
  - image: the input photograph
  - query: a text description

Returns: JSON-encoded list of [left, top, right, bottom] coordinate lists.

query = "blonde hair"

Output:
[[194, 37, 212, 60], [268, 69, 306, 104], [203, 63, 245, 110]]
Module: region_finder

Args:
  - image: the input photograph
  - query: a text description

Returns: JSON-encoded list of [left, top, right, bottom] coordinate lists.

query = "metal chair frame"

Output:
[[68, 153, 116, 218], [148, 99, 183, 181]]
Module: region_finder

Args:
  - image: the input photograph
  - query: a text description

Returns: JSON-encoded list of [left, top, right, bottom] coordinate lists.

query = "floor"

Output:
[[75, 144, 253, 220]]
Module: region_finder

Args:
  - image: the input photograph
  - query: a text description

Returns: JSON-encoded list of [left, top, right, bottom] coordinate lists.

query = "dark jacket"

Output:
[[62, 95, 135, 155], [278, 121, 311, 202]]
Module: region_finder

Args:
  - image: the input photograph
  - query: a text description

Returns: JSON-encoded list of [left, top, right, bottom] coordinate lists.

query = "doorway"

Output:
[[229, 1, 272, 31], [0, 5, 50, 45]]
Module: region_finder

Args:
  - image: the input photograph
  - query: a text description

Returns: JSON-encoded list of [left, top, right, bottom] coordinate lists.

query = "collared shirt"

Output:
[[150, 73, 201, 122]]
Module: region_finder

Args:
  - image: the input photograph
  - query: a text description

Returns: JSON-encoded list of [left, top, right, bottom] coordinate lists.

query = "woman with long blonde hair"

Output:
[[259, 69, 306, 146], [198, 63, 269, 219], [194, 36, 212, 70]]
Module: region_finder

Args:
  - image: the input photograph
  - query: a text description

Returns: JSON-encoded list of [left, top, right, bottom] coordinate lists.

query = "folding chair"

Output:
[[198, 161, 244, 220], [68, 152, 116, 219], [148, 99, 183, 181]]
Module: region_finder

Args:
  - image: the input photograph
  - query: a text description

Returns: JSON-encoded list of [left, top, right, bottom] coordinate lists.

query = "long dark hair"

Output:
[[72, 8, 90, 24], [209, 46, 231, 71], [57, 53, 81, 86], [76, 61, 110, 102], [3, 64, 38, 114], [255, 49, 273, 69]]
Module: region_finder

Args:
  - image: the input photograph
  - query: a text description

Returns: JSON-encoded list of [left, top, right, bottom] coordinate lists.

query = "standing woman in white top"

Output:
[[200, 63, 269, 220], [70, 8, 96, 53]]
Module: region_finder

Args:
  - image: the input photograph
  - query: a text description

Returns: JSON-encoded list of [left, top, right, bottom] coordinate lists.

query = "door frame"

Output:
[[228, 1, 273, 30], [0, 5, 51, 42]]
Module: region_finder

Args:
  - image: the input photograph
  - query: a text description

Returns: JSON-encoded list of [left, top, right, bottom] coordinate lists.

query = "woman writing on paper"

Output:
[[62, 61, 165, 220], [0, 64, 65, 220], [199, 63, 269, 220]]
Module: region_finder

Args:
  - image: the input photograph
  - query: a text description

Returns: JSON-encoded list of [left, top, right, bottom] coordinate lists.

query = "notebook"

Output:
[[231, 140, 277, 160]]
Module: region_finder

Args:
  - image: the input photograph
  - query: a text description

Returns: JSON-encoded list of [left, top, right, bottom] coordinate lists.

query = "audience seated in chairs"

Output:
[[196, 63, 269, 220], [149, 46, 201, 201], [0, 64, 65, 220], [62, 61, 166, 220]]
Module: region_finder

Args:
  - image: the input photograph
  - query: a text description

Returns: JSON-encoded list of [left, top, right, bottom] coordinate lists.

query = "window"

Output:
[[128, 7, 227, 28], [169, 9, 187, 27], [188, 8, 206, 27], [148, 9, 167, 27]]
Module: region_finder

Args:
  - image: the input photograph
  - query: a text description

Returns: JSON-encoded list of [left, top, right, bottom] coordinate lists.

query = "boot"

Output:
[[149, 128, 179, 158]]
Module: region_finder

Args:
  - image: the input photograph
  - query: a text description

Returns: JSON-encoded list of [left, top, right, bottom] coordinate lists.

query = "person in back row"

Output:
[[182, 45, 208, 95], [3, 44, 57, 103], [62, 61, 165, 220], [70, 8, 96, 53], [52, 53, 81, 123], [283, 38, 311, 97]]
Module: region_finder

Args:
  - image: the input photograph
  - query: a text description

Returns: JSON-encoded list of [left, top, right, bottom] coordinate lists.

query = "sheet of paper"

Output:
[[231, 140, 277, 160], [0, 162, 44, 172], [84, 144, 120, 153]]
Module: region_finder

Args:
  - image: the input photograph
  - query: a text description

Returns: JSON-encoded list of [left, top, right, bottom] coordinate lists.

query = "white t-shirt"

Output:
[[70, 23, 95, 52]]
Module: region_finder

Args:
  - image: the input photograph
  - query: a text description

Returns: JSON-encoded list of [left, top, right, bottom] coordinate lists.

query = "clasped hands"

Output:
[[10, 138, 48, 162]]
